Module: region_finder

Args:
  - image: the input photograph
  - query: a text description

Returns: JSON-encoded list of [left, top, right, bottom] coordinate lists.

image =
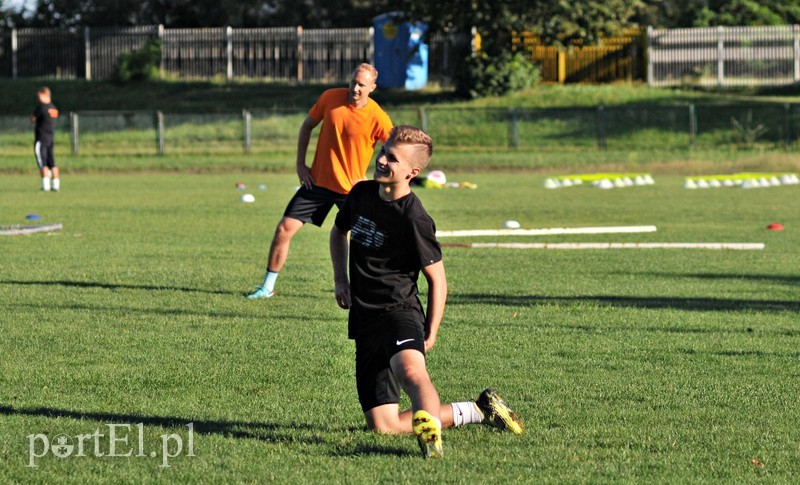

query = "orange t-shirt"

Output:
[[308, 88, 393, 194]]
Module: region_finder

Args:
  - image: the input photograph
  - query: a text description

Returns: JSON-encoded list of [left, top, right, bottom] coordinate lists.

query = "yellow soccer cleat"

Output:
[[475, 388, 524, 435], [412, 410, 443, 459]]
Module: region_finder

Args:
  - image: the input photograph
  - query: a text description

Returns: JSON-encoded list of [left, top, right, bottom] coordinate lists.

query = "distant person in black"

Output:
[[31, 86, 60, 192], [330, 125, 523, 459]]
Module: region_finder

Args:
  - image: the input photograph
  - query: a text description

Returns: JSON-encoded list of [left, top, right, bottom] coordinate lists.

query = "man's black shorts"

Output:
[[283, 184, 347, 227], [354, 309, 427, 412]]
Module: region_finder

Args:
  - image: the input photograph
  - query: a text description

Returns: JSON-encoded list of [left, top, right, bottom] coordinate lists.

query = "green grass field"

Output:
[[1, 171, 798, 482]]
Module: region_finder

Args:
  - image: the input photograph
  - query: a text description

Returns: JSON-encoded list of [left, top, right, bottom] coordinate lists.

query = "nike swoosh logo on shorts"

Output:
[[396, 338, 415, 346]]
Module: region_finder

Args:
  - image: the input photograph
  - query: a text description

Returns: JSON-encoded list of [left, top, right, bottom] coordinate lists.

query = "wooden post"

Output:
[[156, 111, 165, 155], [794, 25, 800, 82], [717, 26, 725, 87], [509, 107, 519, 150], [11, 28, 17, 79], [784, 103, 792, 149], [296, 26, 303, 82], [70, 112, 79, 156], [158, 24, 164, 80], [226, 26, 233, 81], [243, 110, 252, 153], [557, 50, 566, 84], [368, 27, 375, 65], [688, 104, 696, 149], [84, 27, 91, 80], [597, 105, 607, 150], [646, 26, 653, 87]]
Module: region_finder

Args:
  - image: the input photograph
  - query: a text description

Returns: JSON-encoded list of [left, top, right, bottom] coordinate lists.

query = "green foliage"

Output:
[[731, 110, 768, 147], [459, 52, 541, 98], [639, 0, 800, 28], [113, 39, 162, 83]]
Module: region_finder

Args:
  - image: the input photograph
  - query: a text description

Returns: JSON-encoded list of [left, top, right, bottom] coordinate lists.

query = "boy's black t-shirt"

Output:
[[32, 103, 58, 143], [334, 180, 442, 338]]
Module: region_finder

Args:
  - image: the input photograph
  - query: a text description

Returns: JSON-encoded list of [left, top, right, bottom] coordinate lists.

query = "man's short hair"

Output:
[[37, 86, 50, 96], [354, 63, 378, 81], [389, 125, 433, 169]]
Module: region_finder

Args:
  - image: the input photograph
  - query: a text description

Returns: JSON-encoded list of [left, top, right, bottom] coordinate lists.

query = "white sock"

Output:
[[52, 178, 60, 191], [261, 270, 279, 292], [42, 177, 51, 191], [451, 402, 484, 427]]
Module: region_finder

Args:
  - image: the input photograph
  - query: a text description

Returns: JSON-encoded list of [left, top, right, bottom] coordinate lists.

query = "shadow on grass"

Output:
[[1, 279, 231, 295], [448, 293, 800, 313], [629, 272, 800, 286], [0, 404, 363, 446], [0, 404, 415, 457]]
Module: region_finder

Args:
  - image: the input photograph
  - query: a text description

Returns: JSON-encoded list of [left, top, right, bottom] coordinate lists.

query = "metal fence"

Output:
[[0, 25, 468, 86], [648, 25, 800, 87], [2, 104, 797, 161]]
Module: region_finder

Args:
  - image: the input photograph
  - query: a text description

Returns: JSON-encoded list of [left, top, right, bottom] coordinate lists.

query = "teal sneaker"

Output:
[[245, 286, 274, 299]]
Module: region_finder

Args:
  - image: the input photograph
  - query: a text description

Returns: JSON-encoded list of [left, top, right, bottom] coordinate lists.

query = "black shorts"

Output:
[[283, 185, 347, 227], [34, 140, 56, 170], [354, 309, 426, 412]]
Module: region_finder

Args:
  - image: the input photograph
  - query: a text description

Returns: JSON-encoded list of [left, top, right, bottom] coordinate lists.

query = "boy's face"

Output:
[[37, 92, 51, 104], [373, 139, 420, 186]]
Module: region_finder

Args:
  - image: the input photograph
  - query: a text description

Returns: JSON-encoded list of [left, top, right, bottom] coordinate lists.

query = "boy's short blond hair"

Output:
[[389, 125, 433, 169], [37, 86, 51, 96]]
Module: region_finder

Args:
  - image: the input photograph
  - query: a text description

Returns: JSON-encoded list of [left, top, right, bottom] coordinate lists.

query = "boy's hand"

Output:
[[424, 328, 438, 352], [334, 280, 351, 309]]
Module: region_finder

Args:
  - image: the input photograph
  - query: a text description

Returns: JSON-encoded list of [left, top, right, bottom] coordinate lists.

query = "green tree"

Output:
[[23, 0, 393, 27], [400, 0, 643, 97], [638, 0, 800, 28]]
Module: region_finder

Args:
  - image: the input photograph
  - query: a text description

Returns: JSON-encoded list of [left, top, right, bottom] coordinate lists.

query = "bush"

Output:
[[114, 39, 161, 83], [458, 51, 541, 98]]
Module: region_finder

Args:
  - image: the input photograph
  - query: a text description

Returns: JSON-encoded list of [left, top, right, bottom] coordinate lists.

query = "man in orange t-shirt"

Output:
[[247, 63, 393, 299]]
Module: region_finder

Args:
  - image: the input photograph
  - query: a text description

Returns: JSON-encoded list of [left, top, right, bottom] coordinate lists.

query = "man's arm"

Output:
[[297, 115, 321, 188], [421, 260, 447, 352], [330, 225, 351, 309]]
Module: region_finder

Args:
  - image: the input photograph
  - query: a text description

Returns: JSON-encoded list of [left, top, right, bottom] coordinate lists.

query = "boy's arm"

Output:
[[329, 225, 351, 309], [421, 260, 447, 352]]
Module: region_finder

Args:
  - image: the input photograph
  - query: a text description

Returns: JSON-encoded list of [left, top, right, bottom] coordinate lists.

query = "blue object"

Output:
[[373, 12, 428, 90], [25, 214, 41, 220]]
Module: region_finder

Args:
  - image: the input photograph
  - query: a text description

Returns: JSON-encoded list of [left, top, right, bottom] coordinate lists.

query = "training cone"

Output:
[[544, 178, 560, 189], [596, 179, 614, 189], [684, 179, 697, 189], [767, 223, 784, 231]]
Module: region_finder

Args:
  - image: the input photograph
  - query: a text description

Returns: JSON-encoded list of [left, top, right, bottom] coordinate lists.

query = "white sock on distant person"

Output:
[[42, 177, 51, 191], [52, 178, 60, 191]]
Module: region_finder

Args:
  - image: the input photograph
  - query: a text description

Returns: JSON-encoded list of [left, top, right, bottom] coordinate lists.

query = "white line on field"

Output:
[[0, 223, 63, 236], [436, 225, 658, 237], [441, 242, 765, 250]]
